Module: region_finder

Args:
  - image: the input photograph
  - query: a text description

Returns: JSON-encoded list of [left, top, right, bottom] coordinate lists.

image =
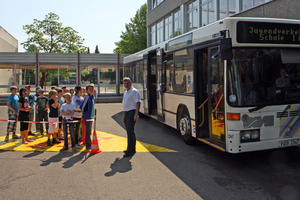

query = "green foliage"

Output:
[[114, 4, 147, 54], [21, 12, 87, 53]]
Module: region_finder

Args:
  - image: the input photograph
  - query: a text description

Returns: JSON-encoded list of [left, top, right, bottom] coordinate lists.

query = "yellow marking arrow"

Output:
[[0, 131, 177, 153]]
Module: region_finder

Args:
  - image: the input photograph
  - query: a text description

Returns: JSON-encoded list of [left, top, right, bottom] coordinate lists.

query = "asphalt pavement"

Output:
[[0, 103, 300, 200]]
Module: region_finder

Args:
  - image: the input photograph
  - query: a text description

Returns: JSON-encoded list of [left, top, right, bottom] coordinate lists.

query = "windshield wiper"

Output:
[[248, 105, 268, 113]]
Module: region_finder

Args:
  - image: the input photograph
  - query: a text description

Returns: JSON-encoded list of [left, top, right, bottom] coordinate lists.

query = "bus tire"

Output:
[[177, 109, 196, 145]]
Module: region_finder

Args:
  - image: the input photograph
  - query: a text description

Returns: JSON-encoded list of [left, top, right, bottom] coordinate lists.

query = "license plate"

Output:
[[280, 138, 300, 147]]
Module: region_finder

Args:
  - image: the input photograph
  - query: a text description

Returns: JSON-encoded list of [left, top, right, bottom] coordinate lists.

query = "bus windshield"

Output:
[[227, 48, 300, 107]]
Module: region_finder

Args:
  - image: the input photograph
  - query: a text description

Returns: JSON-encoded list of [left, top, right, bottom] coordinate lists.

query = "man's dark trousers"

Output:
[[84, 120, 93, 149], [125, 110, 136, 153]]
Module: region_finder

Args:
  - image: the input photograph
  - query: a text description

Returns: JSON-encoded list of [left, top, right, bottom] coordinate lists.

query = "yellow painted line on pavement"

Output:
[[0, 131, 177, 153]]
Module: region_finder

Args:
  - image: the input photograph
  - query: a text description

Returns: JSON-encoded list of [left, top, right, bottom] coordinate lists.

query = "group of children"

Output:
[[5, 84, 96, 151]]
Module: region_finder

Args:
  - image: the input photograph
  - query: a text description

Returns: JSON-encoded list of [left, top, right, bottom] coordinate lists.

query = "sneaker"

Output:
[[12, 135, 20, 139], [60, 147, 69, 152], [47, 139, 52, 146], [4, 136, 9, 142], [75, 144, 83, 148], [28, 131, 35, 136]]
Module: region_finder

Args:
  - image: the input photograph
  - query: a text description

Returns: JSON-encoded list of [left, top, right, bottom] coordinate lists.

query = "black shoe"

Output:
[[28, 131, 35, 136], [52, 138, 60, 144], [47, 139, 52, 146], [123, 151, 136, 158], [12, 135, 20, 139]]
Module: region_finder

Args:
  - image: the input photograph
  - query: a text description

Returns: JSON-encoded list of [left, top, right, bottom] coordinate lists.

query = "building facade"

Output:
[[0, 26, 18, 92], [0, 26, 18, 52], [147, 0, 300, 47]]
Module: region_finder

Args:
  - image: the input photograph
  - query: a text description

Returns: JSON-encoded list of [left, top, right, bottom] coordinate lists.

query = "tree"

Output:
[[95, 45, 100, 54], [21, 12, 87, 53], [114, 4, 147, 54]]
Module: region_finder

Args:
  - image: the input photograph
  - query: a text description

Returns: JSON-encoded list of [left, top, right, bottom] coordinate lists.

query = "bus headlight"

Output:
[[240, 130, 260, 143]]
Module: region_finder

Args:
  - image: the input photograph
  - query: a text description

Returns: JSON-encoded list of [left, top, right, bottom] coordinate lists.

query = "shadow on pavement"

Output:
[[111, 111, 300, 200], [104, 157, 132, 177], [40, 152, 74, 167], [63, 152, 87, 168], [23, 151, 44, 158]]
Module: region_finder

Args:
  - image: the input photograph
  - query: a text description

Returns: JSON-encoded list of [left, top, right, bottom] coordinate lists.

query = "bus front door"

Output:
[[148, 52, 157, 116], [195, 49, 209, 138], [207, 47, 225, 145]]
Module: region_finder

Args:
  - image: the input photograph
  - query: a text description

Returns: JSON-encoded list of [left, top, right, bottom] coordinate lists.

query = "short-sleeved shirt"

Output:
[[27, 94, 35, 113], [7, 94, 19, 112], [36, 96, 48, 112], [60, 103, 76, 120], [58, 97, 65, 116], [18, 96, 30, 120], [72, 95, 84, 118], [123, 87, 141, 111], [49, 99, 59, 118], [80, 94, 95, 119]]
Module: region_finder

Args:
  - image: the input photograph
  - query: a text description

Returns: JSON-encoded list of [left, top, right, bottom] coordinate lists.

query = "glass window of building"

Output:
[[242, 0, 270, 11], [151, 0, 164, 10], [157, 20, 164, 44], [165, 15, 173, 41], [201, 0, 215, 26], [151, 24, 156, 46], [219, 0, 237, 19], [174, 9, 182, 37], [186, 0, 199, 31]]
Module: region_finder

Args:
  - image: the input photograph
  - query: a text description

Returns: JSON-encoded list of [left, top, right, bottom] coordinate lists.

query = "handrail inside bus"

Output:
[[198, 98, 208, 127]]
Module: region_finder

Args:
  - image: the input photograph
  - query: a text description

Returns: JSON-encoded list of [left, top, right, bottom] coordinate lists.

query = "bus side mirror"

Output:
[[220, 38, 233, 60]]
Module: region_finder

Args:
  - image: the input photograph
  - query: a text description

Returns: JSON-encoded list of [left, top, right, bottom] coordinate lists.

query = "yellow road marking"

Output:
[[0, 131, 177, 153]]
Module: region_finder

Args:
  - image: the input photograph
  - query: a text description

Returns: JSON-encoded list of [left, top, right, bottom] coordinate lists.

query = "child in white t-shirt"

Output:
[[60, 93, 76, 151]]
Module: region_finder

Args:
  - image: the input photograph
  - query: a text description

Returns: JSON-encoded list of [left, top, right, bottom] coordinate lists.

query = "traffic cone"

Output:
[[89, 130, 101, 154]]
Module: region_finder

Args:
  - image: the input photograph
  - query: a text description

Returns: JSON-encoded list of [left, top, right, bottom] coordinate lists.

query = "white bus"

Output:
[[123, 17, 300, 153]]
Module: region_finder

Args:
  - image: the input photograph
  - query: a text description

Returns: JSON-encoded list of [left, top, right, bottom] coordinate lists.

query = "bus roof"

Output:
[[124, 17, 300, 64]]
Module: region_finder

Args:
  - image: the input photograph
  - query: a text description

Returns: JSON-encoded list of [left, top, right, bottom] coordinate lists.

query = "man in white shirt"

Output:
[[122, 77, 141, 157]]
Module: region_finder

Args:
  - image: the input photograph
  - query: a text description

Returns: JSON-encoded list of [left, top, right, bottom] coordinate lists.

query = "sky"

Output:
[[0, 0, 146, 53]]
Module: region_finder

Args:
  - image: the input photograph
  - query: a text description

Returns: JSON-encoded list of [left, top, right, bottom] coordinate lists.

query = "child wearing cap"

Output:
[[25, 85, 35, 136], [5, 86, 20, 142], [60, 93, 76, 151], [36, 88, 49, 136], [48, 90, 60, 146]]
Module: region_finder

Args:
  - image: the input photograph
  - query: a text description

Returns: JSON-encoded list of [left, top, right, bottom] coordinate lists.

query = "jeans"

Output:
[[37, 111, 49, 134], [124, 110, 136, 153], [84, 120, 93, 149], [63, 120, 75, 148], [73, 118, 81, 144]]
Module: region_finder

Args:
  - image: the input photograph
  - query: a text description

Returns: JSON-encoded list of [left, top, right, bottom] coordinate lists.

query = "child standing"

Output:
[[5, 86, 20, 142], [72, 86, 83, 146], [25, 85, 35, 136], [80, 84, 96, 150], [18, 88, 33, 144], [60, 93, 76, 151], [48, 90, 60, 146], [36, 89, 49, 136], [57, 88, 65, 140]]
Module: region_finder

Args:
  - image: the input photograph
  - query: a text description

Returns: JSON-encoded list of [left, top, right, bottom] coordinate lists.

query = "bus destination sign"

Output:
[[237, 21, 300, 44]]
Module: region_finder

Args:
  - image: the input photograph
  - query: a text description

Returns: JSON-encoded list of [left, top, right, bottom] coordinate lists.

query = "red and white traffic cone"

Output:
[[89, 130, 101, 154]]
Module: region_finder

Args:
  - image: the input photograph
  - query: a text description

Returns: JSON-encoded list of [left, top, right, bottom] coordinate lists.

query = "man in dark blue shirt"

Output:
[[80, 84, 96, 150]]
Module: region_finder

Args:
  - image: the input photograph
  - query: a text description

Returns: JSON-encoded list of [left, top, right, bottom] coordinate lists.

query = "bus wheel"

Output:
[[178, 113, 195, 145]]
